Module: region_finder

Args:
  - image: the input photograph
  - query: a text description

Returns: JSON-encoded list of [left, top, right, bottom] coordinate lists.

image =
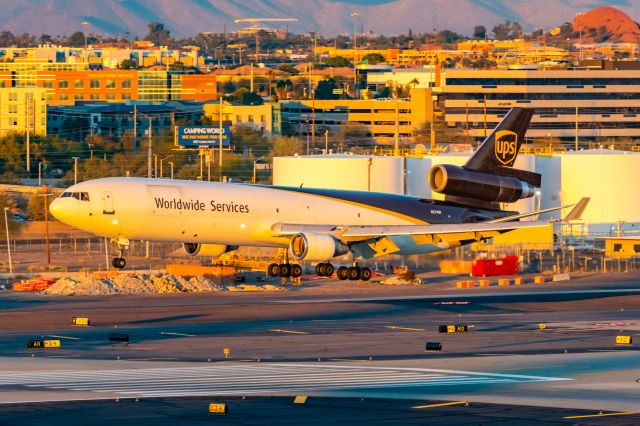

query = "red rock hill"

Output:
[[574, 6, 640, 43]]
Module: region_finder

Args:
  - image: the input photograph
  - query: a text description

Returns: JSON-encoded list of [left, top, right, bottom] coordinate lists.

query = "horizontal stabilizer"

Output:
[[564, 197, 590, 222]]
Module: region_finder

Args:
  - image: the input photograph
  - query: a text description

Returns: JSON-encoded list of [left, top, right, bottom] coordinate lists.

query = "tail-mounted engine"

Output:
[[429, 164, 536, 204]]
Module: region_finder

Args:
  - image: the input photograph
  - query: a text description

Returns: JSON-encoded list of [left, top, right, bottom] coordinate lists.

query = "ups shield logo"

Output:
[[494, 130, 518, 165]]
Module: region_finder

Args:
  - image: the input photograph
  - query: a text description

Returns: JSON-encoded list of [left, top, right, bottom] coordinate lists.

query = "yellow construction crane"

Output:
[[234, 18, 299, 62]]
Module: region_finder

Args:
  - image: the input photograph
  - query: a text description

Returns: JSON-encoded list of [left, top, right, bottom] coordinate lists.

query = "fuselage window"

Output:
[[60, 192, 72, 198], [80, 192, 90, 201]]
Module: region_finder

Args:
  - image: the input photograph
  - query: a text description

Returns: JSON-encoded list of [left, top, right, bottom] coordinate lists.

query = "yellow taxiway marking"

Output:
[[46, 335, 81, 340], [564, 412, 636, 419], [413, 401, 467, 409], [269, 329, 308, 335], [159, 332, 196, 337], [385, 326, 425, 331]]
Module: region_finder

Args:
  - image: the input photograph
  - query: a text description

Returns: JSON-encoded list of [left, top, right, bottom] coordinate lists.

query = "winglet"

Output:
[[564, 197, 590, 222]]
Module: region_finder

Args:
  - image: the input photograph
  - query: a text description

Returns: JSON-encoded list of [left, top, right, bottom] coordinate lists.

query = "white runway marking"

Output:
[[0, 363, 569, 400]]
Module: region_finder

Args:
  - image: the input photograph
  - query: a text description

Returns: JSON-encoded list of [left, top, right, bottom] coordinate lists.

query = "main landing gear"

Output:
[[315, 262, 335, 277], [336, 263, 371, 282], [267, 262, 302, 278]]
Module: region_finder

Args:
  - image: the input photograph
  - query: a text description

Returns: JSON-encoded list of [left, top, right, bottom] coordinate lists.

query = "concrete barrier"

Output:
[[552, 273, 571, 282], [456, 280, 474, 288], [534, 276, 546, 284], [514, 278, 524, 285], [498, 279, 510, 286], [478, 279, 491, 287]]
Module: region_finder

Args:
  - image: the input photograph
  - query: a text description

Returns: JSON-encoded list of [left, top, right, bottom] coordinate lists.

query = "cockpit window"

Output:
[[60, 192, 90, 201]]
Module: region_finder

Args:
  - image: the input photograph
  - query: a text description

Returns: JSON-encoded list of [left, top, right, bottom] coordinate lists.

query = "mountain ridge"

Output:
[[0, 0, 639, 39]]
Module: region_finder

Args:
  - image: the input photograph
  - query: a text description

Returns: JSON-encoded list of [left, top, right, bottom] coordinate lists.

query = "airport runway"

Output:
[[1, 272, 640, 423]]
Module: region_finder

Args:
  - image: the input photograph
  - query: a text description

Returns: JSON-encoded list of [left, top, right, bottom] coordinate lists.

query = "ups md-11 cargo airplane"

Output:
[[50, 108, 588, 281]]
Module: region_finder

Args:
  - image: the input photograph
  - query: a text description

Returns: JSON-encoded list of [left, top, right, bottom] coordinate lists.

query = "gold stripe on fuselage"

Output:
[[273, 187, 428, 225]]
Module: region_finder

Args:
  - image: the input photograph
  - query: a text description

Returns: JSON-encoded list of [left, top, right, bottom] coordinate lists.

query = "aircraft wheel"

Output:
[[315, 263, 326, 276], [360, 267, 372, 281], [279, 263, 292, 277], [324, 263, 335, 277], [112, 257, 126, 269], [337, 266, 349, 281], [267, 263, 280, 277], [291, 264, 303, 278], [348, 266, 360, 281]]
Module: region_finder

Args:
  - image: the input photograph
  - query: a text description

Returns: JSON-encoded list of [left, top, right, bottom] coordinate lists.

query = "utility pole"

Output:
[[325, 129, 329, 153], [250, 63, 254, 93], [311, 83, 316, 149], [430, 94, 436, 151], [351, 12, 359, 98], [26, 98, 31, 175], [133, 105, 137, 153], [40, 186, 52, 266], [575, 106, 579, 151], [483, 94, 487, 139], [219, 97, 223, 182], [147, 117, 152, 178], [3, 207, 12, 275], [394, 100, 399, 156], [73, 157, 78, 184]]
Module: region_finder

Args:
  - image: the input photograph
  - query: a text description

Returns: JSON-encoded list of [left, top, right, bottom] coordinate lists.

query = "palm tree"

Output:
[[408, 78, 420, 89], [266, 69, 276, 96]]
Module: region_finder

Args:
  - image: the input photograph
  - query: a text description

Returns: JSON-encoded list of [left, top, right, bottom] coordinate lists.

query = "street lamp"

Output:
[[575, 12, 583, 61], [160, 155, 173, 178], [253, 156, 266, 183], [167, 161, 174, 179], [72, 157, 79, 184], [351, 12, 359, 98], [82, 21, 89, 53], [38, 160, 45, 186], [3, 207, 12, 275]]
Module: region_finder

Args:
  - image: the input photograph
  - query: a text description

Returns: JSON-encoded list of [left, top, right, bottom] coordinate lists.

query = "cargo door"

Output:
[[102, 191, 114, 215]]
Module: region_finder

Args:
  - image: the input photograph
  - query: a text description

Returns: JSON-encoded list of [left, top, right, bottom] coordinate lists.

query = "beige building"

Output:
[[0, 87, 47, 136], [204, 101, 278, 135]]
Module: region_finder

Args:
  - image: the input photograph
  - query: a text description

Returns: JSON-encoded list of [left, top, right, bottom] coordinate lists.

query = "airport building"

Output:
[[273, 149, 640, 235], [279, 88, 434, 145], [443, 68, 640, 142], [0, 66, 216, 105], [0, 87, 47, 136], [203, 101, 279, 135]]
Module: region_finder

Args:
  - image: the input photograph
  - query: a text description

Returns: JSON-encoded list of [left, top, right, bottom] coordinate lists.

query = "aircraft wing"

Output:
[[272, 220, 549, 243]]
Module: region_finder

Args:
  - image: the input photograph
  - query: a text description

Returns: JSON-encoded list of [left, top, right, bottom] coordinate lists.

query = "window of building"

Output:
[[90, 80, 100, 89], [45, 94, 53, 101], [260, 115, 265, 123], [59, 80, 68, 89], [8, 105, 17, 113], [59, 94, 68, 101], [75, 94, 84, 100], [236, 115, 241, 122], [90, 93, 100, 100], [122, 93, 131, 100], [11, 119, 17, 126], [8, 92, 17, 101], [248, 115, 254, 123], [43, 81, 53, 88], [634, 244, 640, 253], [40, 118, 45, 126], [40, 105, 46, 113], [613, 243, 623, 252], [106, 94, 116, 100], [74, 80, 84, 89], [122, 79, 131, 89], [106, 80, 116, 89]]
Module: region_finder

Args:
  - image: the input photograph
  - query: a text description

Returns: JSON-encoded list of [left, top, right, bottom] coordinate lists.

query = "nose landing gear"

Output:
[[110, 238, 129, 269]]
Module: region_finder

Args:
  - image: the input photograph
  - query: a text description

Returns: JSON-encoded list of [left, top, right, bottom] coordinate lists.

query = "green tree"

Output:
[[118, 59, 137, 70], [325, 56, 353, 68], [276, 64, 299, 75], [67, 31, 86, 47], [26, 191, 54, 221], [314, 78, 340, 100], [361, 52, 385, 64], [492, 21, 512, 39], [473, 25, 486, 39], [145, 22, 172, 46], [270, 136, 302, 158], [231, 124, 269, 154]]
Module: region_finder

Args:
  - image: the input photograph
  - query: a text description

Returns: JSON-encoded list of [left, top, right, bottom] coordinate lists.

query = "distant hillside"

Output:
[[574, 6, 640, 43], [1, 0, 640, 38]]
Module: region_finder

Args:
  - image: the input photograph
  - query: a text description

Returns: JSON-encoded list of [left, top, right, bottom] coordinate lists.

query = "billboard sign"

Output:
[[177, 126, 231, 148]]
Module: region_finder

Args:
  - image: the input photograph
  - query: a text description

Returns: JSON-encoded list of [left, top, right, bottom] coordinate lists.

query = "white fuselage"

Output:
[[50, 177, 420, 249]]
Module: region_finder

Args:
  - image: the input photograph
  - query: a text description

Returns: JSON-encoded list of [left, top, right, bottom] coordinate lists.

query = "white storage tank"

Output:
[[273, 154, 404, 193]]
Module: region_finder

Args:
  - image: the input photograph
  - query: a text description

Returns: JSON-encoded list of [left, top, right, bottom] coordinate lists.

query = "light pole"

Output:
[[82, 21, 89, 50], [167, 161, 174, 179], [38, 160, 45, 186], [72, 157, 79, 184], [153, 154, 158, 178], [160, 155, 173, 178], [3, 207, 12, 275], [351, 12, 359, 98], [134, 110, 154, 178], [575, 12, 583, 61], [253, 156, 265, 183]]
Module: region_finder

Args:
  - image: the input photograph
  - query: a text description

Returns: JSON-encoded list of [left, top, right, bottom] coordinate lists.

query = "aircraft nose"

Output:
[[49, 198, 64, 221]]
